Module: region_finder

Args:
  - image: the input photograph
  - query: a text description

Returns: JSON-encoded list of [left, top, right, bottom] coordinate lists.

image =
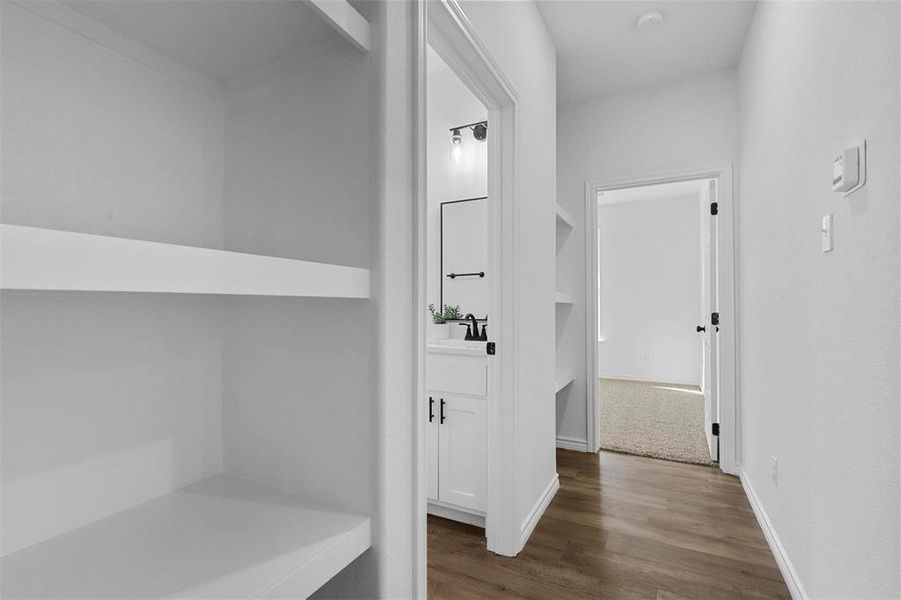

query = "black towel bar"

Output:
[[446, 272, 485, 279]]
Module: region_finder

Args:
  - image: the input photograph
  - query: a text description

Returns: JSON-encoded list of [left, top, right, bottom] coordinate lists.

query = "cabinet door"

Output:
[[427, 394, 439, 501], [438, 395, 487, 512]]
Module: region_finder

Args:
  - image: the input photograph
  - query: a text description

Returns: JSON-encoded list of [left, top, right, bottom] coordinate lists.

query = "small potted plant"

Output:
[[428, 304, 462, 340]]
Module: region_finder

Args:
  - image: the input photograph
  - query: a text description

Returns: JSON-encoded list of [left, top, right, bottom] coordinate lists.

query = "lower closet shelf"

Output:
[[1, 475, 371, 600]]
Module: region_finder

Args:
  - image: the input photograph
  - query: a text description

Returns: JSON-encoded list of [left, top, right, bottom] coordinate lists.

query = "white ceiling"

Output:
[[536, 1, 757, 106], [598, 179, 707, 205], [64, 1, 339, 83]]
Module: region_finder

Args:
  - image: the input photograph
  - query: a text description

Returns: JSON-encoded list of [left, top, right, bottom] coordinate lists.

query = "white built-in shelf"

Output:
[[555, 203, 575, 230], [1, 475, 371, 600], [555, 291, 574, 305], [555, 371, 574, 393], [0, 225, 370, 298]]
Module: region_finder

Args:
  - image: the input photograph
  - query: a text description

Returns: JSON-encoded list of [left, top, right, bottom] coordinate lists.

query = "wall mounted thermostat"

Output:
[[832, 140, 866, 196]]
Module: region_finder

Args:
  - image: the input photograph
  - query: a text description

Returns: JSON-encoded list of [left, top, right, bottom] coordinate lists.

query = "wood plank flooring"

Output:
[[428, 449, 790, 599]]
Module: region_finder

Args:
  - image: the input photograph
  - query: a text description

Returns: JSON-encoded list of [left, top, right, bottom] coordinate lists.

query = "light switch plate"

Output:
[[821, 213, 833, 252]]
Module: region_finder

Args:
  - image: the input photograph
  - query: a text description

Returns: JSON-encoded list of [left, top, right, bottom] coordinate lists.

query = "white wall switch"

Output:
[[821, 213, 834, 252], [771, 456, 779, 486], [832, 140, 867, 196]]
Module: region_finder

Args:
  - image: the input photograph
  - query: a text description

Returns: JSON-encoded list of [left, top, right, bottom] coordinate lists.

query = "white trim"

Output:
[[555, 436, 589, 452], [427, 502, 485, 528], [413, 1, 429, 597], [426, 0, 521, 559], [307, 0, 371, 53], [518, 474, 559, 550], [739, 469, 808, 600], [8, 0, 224, 99], [584, 163, 739, 473]]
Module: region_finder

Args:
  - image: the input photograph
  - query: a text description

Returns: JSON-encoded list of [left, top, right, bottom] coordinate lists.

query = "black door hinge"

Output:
[[711, 312, 720, 326], [710, 202, 719, 215], [486, 342, 496, 355], [712, 423, 720, 436]]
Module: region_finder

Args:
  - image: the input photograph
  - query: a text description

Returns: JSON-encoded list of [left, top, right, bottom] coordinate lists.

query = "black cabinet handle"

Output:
[[429, 397, 434, 422], [440, 399, 446, 424], [696, 325, 706, 333]]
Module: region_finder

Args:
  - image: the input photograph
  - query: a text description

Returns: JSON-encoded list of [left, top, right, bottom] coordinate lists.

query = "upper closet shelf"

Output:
[[0, 225, 369, 298], [555, 203, 575, 229], [1, 475, 371, 600]]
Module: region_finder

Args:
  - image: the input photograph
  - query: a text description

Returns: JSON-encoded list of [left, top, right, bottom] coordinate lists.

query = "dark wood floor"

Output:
[[428, 449, 790, 599]]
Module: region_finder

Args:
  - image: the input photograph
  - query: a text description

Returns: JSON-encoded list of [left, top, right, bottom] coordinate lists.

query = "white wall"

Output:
[[458, 0, 558, 544], [426, 49, 488, 313], [737, 2, 899, 598], [598, 193, 701, 386], [0, 2, 225, 555], [221, 50, 373, 518], [556, 69, 738, 445]]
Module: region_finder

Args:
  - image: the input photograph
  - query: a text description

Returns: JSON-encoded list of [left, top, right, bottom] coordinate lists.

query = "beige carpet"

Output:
[[599, 378, 715, 466]]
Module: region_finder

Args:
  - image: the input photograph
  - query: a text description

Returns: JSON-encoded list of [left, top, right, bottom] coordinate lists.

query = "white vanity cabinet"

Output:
[[426, 345, 488, 523]]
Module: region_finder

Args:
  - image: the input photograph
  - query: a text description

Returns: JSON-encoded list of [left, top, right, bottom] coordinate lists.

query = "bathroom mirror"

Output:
[[441, 197, 488, 318]]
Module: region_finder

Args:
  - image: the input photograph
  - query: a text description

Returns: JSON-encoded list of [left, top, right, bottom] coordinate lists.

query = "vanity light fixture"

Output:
[[449, 120, 488, 144], [451, 128, 463, 163], [449, 121, 487, 164]]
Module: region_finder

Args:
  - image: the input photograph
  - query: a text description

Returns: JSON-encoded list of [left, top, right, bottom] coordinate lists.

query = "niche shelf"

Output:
[[0, 225, 370, 298], [555, 203, 575, 230], [555, 370, 574, 394], [1, 475, 371, 600], [554, 291, 574, 305]]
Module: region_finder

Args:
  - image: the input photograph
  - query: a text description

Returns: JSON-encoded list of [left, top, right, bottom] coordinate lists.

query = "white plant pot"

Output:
[[428, 323, 450, 340]]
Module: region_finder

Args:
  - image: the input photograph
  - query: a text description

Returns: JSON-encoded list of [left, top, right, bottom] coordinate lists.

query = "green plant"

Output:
[[429, 304, 462, 324], [429, 304, 445, 324], [442, 304, 462, 321]]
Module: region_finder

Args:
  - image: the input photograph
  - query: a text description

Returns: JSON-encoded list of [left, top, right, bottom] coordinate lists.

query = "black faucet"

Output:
[[463, 314, 479, 341]]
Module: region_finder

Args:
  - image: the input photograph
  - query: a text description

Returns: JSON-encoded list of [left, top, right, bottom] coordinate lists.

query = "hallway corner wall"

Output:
[[736, 2, 900, 598]]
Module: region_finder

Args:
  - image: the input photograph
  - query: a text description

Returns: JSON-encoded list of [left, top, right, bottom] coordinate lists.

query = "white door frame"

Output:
[[584, 163, 739, 475], [415, 1, 522, 582]]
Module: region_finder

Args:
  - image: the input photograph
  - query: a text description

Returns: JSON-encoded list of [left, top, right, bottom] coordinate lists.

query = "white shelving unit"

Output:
[[1, 225, 370, 298], [3, 476, 370, 600], [555, 370, 574, 394], [555, 291, 574, 304], [555, 203, 575, 230], [555, 201, 575, 414], [1, 1, 376, 598]]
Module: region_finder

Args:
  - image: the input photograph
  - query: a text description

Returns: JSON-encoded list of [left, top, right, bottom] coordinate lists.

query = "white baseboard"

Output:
[[519, 473, 559, 551], [556, 436, 590, 452], [739, 468, 808, 600], [427, 501, 485, 528]]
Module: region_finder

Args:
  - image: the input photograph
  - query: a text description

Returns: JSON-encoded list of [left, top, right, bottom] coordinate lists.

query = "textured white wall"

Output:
[[556, 69, 738, 445], [0, 2, 225, 555], [737, 2, 899, 597], [598, 194, 701, 386], [458, 0, 558, 539]]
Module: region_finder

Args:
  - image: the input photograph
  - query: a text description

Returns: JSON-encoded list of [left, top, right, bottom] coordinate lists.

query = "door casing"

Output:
[[415, 5, 522, 597], [584, 164, 739, 475]]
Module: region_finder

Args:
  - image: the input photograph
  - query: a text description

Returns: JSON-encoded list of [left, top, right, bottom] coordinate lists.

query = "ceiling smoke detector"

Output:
[[636, 10, 664, 30]]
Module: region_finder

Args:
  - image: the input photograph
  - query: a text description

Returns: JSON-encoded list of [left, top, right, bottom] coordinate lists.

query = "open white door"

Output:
[[702, 179, 719, 462]]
